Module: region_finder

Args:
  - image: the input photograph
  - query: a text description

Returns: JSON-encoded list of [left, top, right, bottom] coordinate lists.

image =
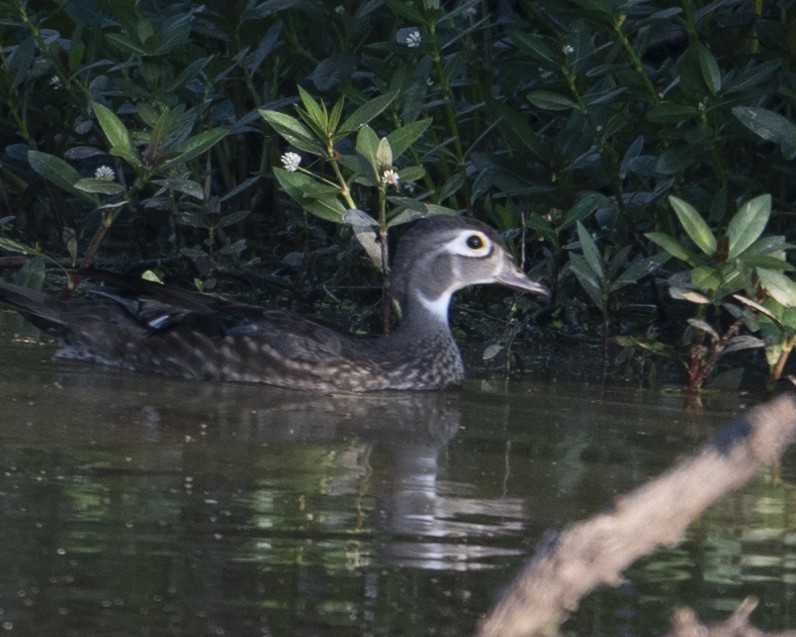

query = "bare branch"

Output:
[[478, 394, 796, 637]]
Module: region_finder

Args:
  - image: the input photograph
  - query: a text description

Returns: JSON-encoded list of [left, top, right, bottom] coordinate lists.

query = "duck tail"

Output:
[[0, 281, 71, 338]]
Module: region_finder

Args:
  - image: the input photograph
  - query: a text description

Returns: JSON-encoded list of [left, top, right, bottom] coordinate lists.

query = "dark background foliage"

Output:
[[2, 0, 796, 389]]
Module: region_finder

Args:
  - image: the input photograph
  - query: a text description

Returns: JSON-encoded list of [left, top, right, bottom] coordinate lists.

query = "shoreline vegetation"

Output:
[[2, 0, 796, 395]]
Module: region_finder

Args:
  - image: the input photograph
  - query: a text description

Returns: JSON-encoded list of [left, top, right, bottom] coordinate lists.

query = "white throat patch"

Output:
[[418, 289, 453, 323]]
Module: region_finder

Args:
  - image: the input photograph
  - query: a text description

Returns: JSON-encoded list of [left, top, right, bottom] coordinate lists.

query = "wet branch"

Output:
[[478, 394, 796, 637]]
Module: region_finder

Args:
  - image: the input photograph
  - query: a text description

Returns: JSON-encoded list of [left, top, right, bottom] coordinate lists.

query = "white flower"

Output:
[[381, 168, 400, 188], [48, 75, 62, 89], [335, 4, 345, 14], [94, 165, 115, 181], [562, 44, 575, 55], [280, 152, 302, 173], [405, 29, 421, 48]]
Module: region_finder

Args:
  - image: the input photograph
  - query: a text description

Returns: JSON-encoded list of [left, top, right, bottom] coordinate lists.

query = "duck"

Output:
[[0, 216, 548, 391]]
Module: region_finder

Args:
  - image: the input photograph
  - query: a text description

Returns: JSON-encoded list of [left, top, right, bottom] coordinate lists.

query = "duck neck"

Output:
[[392, 289, 453, 339]]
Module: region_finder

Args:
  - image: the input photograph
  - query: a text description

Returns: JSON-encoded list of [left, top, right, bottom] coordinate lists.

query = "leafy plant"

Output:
[[624, 194, 792, 392], [24, 101, 228, 275], [569, 221, 669, 363], [2, 0, 796, 389], [261, 88, 455, 330]]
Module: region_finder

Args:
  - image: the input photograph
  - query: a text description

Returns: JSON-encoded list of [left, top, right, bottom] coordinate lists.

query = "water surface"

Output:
[[0, 336, 794, 636]]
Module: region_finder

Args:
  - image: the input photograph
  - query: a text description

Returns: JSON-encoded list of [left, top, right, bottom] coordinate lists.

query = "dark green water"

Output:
[[0, 335, 794, 636]]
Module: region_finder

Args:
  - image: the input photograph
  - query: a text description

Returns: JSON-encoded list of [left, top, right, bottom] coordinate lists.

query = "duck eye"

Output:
[[466, 234, 485, 250]]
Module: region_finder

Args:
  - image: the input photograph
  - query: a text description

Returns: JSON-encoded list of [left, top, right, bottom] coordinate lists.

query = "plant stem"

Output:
[[377, 184, 391, 335], [767, 334, 796, 394]]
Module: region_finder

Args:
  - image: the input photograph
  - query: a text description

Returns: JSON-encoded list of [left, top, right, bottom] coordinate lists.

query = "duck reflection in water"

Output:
[[0, 369, 525, 571]]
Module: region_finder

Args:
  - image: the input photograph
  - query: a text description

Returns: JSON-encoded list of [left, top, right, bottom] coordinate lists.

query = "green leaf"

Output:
[[343, 208, 379, 227], [669, 196, 716, 256], [386, 119, 431, 160], [421, 203, 458, 218], [614, 335, 679, 358], [691, 265, 722, 291], [437, 171, 464, 201], [727, 194, 771, 259], [273, 168, 345, 223], [743, 234, 793, 259], [328, 97, 344, 134], [338, 91, 398, 135], [569, 253, 604, 311], [646, 231, 697, 264], [741, 256, 795, 271], [375, 137, 393, 171], [74, 178, 126, 195], [9, 36, 35, 91], [645, 102, 700, 124], [615, 252, 671, 286], [696, 43, 721, 95], [527, 90, 579, 111], [260, 109, 324, 155], [526, 214, 556, 245], [27, 150, 99, 204], [655, 146, 699, 174], [13, 255, 46, 290], [757, 268, 796, 308], [297, 85, 328, 132], [509, 31, 556, 64], [670, 286, 710, 304], [355, 125, 381, 182], [576, 221, 604, 279], [166, 128, 228, 166], [218, 209, 251, 228], [310, 52, 357, 92], [153, 17, 191, 55], [733, 106, 796, 159], [0, 236, 41, 257], [104, 32, 148, 55], [562, 192, 607, 227], [153, 178, 204, 199], [687, 318, 719, 341], [92, 102, 142, 170], [489, 99, 545, 159], [398, 165, 425, 183]]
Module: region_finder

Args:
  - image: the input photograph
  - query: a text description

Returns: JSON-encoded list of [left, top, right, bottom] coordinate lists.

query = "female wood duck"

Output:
[[0, 216, 548, 391]]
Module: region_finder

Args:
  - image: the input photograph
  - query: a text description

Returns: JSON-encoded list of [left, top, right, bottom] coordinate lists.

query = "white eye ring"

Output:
[[447, 230, 492, 256]]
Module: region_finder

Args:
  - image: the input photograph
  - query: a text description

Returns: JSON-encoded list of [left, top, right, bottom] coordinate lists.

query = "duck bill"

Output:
[[495, 263, 550, 298]]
